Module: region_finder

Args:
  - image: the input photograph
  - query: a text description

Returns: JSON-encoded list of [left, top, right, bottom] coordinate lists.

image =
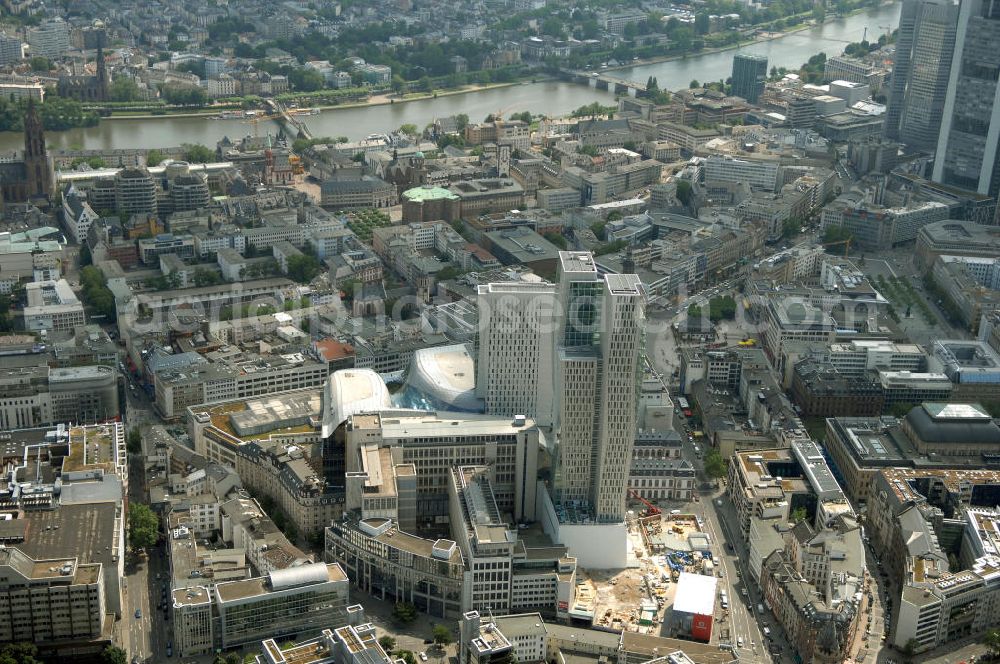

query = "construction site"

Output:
[[578, 495, 719, 641]]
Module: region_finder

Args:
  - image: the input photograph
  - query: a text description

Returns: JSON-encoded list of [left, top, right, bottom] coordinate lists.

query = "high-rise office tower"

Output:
[[884, 0, 960, 149], [731, 53, 768, 104], [477, 252, 644, 525], [934, 0, 1000, 199], [475, 281, 557, 427], [553, 253, 643, 523]]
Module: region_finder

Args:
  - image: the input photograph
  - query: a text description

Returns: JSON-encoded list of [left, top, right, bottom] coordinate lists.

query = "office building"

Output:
[[0, 547, 107, 645], [114, 167, 157, 216], [327, 453, 574, 620], [27, 18, 69, 60], [916, 219, 1000, 268], [934, 0, 1000, 199], [476, 282, 558, 427], [0, 33, 23, 66], [0, 365, 119, 429], [173, 563, 357, 656], [254, 618, 394, 664], [22, 279, 85, 333], [475, 251, 645, 545], [554, 256, 643, 519], [884, 0, 960, 149], [340, 411, 539, 523], [702, 154, 781, 191], [863, 467, 1000, 653], [731, 53, 768, 104]]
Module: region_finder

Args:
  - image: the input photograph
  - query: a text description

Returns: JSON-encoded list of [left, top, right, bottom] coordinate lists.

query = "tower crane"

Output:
[[822, 237, 852, 258]]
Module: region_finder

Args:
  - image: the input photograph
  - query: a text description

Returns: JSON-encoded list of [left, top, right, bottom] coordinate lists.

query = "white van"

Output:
[[763, 627, 771, 639]]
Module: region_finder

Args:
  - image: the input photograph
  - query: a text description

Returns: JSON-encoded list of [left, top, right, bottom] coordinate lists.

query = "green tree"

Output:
[[286, 254, 321, 284], [790, 506, 808, 523], [28, 56, 50, 72], [543, 231, 567, 249], [225, 654, 242, 664], [183, 143, 214, 163], [160, 83, 208, 106], [79, 266, 116, 320], [393, 652, 416, 664], [289, 68, 325, 92], [985, 628, 1000, 656], [432, 624, 453, 645], [694, 12, 710, 35], [378, 636, 396, 652], [146, 149, 164, 167], [822, 224, 853, 245], [0, 642, 43, 664], [398, 123, 418, 136], [128, 503, 159, 551], [781, 217, 801, 240], [194, 267, 222, 287], [100, 645, 128, 664], [127, 427, 142, 454], [454, 113, 469, 132], [889, 402, 916, 418], [392, 601, 418, 624], [703, 448, 727, 479], [110, 76, 141, 102], [676, 179, 693, 206], [689, 79, 701, 89]]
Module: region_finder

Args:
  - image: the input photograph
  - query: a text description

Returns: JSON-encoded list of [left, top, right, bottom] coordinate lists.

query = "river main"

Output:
[[0, 3, 899, 153]]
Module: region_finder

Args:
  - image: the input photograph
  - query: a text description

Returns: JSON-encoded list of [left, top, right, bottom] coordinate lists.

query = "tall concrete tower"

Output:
[[883, 0, 960, 149], [934, 0, 1000, 202], [476, 251, 645, 525]]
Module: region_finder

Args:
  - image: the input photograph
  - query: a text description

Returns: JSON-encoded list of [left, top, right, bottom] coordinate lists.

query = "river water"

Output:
[[0, 3, 899, 152]]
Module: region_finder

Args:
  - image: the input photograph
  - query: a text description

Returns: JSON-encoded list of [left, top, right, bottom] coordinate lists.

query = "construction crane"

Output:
[[628, 489, 661, 517], [822, 237, 852, 258]]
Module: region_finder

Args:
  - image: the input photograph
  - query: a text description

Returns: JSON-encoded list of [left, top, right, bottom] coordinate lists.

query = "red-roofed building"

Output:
[[312, 338, 355, 373]]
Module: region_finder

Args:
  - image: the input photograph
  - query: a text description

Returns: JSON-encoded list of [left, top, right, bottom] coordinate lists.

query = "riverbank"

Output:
[[321, 79, 533, 112], [604, 2, 891, 75], [102, 79, 535, 121]]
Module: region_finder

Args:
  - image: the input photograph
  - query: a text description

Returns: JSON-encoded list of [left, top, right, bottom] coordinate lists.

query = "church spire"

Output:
[[96, 45, 108, 101], [23, 99, 52, 199]]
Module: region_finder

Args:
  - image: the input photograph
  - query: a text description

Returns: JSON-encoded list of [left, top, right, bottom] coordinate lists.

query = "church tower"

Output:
[[95, 45, 108, 101], [23, 100, 52, 199]]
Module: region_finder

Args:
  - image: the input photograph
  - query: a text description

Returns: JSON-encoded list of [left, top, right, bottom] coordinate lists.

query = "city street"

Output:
[[123, 376, 172, 663]]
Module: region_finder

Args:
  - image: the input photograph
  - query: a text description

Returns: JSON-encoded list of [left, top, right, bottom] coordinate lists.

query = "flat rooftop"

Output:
[[17, 502, 118, 575], [65, 423, 121, 473], [214, 563, 346, 602], [378, 412, 536, 439]]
